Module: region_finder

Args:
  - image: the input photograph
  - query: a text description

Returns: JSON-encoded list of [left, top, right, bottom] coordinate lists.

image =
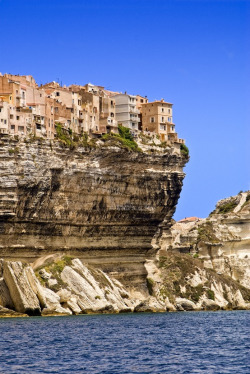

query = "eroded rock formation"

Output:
[[151, 191, 250, 310], [0, 136, 186, 297]]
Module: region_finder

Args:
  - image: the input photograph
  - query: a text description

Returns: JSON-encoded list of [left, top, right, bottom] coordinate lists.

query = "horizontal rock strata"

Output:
[[0, 137, 187, 291]]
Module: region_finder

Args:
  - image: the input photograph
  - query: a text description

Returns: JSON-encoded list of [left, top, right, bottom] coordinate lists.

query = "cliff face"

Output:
[[159, 191, 250, 291], [0, 136, 186, 292]]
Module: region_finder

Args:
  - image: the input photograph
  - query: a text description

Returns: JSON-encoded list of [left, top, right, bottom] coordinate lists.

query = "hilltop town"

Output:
[[0, 73, 184, 146]]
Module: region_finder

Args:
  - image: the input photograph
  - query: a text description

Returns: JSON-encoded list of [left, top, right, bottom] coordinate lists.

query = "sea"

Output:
[[0, 311, 249, 373]]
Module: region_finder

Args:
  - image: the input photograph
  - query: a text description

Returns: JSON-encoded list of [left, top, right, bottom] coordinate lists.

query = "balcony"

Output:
[[129, 106, 140, 114]]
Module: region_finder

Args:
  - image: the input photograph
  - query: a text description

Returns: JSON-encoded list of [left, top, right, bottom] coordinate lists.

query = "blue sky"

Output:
[[0, 0, 249, 219]]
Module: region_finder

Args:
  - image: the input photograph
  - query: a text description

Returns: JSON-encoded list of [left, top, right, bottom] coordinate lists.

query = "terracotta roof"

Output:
[[178, 217, 200, 223]]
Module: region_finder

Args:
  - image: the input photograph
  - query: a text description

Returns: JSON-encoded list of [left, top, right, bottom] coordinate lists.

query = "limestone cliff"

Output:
[[0, 136, 187, 295], [151, 191, 250, 310]]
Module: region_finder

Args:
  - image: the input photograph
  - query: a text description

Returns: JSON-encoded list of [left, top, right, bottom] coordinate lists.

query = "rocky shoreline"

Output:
[[0, 138, 249, 317]]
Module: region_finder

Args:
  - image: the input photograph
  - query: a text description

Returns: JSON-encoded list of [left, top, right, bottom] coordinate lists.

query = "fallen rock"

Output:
[[175, 297, 197, 311], [42, 288, 72, 315], [0, 305, 28, 318], [134, 297, 166, 313], [3, 261, 41, 315], [0, 277, 14, 309], [200, 298, 220, 311]]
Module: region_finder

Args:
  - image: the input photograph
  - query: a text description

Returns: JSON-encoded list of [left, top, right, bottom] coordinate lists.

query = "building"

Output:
[[136, 95, 148, 130], [0, 73, 185, 146], [111, 93, 140, 133], [141, 99, 177, 142]]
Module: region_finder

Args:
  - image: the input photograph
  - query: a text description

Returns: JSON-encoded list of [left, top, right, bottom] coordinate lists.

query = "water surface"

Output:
[[0, 311, 249, 373]]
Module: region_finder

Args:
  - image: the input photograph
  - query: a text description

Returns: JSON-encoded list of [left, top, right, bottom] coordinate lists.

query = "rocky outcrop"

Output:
[[0, 136, 187, 293], [159, 191, 250, 289], [146, 252, 250, 311], [3, 261, 41, 315], [152, 191, 250, 310], [0, 256, 141, 316]]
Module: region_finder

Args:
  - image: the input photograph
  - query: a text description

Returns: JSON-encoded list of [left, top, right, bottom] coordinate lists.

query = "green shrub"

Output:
[[217, 200, 238, 214], [207, 289, 215, 300], [101, 125, 141, 152], [8, 147, 19, 154], [180, 143, 189, 157], [146, 278, 155, 295], [55, 123, 76, 149]]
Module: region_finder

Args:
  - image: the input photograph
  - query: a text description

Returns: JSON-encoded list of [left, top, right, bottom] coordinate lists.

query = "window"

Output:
[[10, 114, 13, 119], [16, 116, 20, 120], [140, 99, 143, 103], [4, 120, 7, 124], [160, 124, 166, 131], [168, 109, 171, 114], [150, 117, 155, 123], [18, 126, 24, 132], [168, 117, 171, 122], [0, 109, 1, 113], [162, 108, 164, 113], [161, 117, 164, 122], [56, 92, 60, 96], [11, 125, 15, 130]]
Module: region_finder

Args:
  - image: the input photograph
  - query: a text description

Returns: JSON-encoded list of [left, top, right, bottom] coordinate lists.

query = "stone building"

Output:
[[141, 99, 177, 142]]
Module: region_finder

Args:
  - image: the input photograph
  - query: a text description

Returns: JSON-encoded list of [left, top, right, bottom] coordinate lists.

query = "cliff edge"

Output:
[[0, 136, 187, 295]]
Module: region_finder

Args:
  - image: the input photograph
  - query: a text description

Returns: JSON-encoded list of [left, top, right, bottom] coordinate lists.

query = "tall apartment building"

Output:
[[111, 93, 140, 133], [141, 99, 177, 142]]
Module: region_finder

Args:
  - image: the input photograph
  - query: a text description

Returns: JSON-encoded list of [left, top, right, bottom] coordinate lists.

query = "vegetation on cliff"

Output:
[[101, 125, 141, 152], [157, 252, 250, 308]]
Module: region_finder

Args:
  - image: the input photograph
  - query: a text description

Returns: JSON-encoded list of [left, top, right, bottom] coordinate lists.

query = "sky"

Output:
[[0, 0, 249, 220]]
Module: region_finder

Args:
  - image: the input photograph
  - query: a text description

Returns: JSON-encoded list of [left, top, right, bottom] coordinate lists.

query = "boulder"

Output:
[[0, 305, 28, 318], [134, 297, 166, 313], [201, 298, 220, 311], [57, 289, 72, 303], [41, 288, 72, 315], [175, 297, 197, 311], [66, 296, 82, 314], [3, 261, 41, 315], [0, 277, 14, 309]]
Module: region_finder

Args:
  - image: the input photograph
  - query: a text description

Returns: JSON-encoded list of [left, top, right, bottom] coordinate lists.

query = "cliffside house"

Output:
[[111, 93, 140, 134]]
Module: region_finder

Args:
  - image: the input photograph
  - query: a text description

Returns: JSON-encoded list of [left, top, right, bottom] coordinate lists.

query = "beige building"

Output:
[[141, 99, 177, 142]]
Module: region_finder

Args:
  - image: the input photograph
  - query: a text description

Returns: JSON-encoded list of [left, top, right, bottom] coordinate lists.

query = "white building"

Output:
[[0, 101, 9, 134], [112, 93, 140, 132]]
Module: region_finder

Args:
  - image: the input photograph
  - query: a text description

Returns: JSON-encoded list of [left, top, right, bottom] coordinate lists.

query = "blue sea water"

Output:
[[0, 311, 249, 373]]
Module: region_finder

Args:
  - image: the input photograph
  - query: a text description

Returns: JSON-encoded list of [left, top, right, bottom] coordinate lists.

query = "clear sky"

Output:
[[0, 0, 249, 220]]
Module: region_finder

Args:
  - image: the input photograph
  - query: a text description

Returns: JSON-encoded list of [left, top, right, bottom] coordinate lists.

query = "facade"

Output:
[[0, 101, 9, 134], [112, 93, 140, 133], [141, 99, 178, 142], [0, 73, 184, 145]]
